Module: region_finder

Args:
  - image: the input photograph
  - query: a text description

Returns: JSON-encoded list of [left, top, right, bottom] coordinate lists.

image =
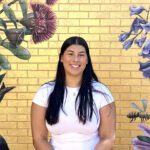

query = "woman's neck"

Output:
[[65, 76, 82, 87]]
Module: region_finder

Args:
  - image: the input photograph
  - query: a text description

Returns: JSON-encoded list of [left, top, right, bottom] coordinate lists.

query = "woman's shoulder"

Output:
[[91, 80, 109, 92], [41, 81, 55, 89]]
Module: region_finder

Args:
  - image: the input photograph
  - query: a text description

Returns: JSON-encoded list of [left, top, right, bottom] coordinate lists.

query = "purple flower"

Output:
[[132, 138, 150, 150], [132, 124, 150, 149], [139, 40, 150, 58], [131, 18, 145, 33], [46, 0, 57, 5], [30, 3, 56, 43], [139, 61, 150, 78], [141, 22, 150, 33], [139, 124, 150, 137], [118, 32, 131, 42], [135, 35, 146, 48], [123, 38, 134, 50], [129, 6, 145, 16]]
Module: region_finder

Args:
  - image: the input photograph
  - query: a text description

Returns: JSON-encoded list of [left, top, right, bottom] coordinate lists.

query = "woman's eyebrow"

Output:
[[67, 49, 86, 53]]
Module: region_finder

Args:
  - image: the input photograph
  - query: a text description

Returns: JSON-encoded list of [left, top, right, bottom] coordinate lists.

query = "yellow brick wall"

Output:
[[0, 0, 150, 150]]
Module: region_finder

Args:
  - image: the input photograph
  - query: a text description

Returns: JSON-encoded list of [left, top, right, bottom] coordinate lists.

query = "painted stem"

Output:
[[0, 0, 19, 14]]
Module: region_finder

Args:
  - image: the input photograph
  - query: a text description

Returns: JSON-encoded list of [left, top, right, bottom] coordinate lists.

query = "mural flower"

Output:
[[46, 0, 57, 5], [30, 3, 56, 43], [118, 31, 131, 42], [132, 124, 150, 150], [118, 5, 150, 78], [131, 18, 145, 33], [139, 61, 150, 78], [129, 6, 145, 16], [135, 35, 146, 48], [139, 40, 150, 58], [123, 38, 134, 50]]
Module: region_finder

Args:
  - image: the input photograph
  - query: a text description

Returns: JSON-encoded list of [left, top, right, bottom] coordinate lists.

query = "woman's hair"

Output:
[[45, 36, 98, 125]]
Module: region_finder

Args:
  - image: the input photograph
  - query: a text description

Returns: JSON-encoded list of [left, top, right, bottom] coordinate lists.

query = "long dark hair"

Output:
[[45, 36, 98, 125]]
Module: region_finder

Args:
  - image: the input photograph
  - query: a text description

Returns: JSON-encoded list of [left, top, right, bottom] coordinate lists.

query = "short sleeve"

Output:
[[92, 81, 114, 109], [99, 83, 114, 108], [32, 83, 54, 107]]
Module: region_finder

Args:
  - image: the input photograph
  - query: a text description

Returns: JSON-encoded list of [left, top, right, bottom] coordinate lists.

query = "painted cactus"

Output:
[[0, 0, 57, 70]]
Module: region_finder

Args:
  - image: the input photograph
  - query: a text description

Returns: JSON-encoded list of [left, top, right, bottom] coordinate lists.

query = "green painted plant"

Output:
[[0, 0, 56, 70]]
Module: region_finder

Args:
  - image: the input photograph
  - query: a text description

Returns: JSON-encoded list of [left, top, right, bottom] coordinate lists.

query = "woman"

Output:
[[31, 36, 116, 150]]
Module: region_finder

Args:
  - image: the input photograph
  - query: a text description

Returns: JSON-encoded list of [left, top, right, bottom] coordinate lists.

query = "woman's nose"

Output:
[[73, 55, 79, 61]]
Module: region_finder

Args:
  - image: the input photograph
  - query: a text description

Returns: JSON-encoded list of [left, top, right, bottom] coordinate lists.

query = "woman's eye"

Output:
[[68, 53, 73, 56], [79, 54, 85, 57]]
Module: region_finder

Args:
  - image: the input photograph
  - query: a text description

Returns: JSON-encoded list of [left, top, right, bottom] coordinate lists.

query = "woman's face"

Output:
[[61, 44, 88, 78]]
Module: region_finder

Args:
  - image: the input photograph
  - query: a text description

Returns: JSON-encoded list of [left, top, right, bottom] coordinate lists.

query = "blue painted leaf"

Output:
[[141, 22, 150, 33], [129, 6, 145, 16], [139, 61, 150, 78], [123, 38, 134, 50], [18, 0, 28, 17], [0, 54, 11, 70], [134, 35, 146, 48], [139, 40, 150, 58], [1, 42, 31, 60], [131, 18, 145, 33], [118, 31, 131, 42]]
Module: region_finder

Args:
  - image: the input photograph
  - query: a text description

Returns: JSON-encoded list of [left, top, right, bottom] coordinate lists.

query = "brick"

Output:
[[9, 144, 27, 150], [69, 0, 89, 3], [80, 4, 100, 11], [111, 57, 131, 63], [91, 56, 110, 63], [18, 137, 32, 143], [100, 49, 121, 56], [8, 129, 27, 136], [110, 71, 131, 78], [90, 42, 110, 48], [121, 64, 138, 71], [100, 64, 120, 70], [59, 4, 79, 11], [90, 0, 110, 3], [0, 122, 17, 128], [110, 86, 130, 93], [101, 19, 120, 26], [80, 19, 99, 26], [8, 115, 28, 121], [80, 34, 99, 41], [121, 79, 141, 85], [29, 56, 49, 63], [89, 12, 110, 18], [69, 12, 88, 18], [18, 78, 38, 85], [18, 64, 37, 70], [28, 71, 48, 78], [101, 4, 121, 11], [69, 27, 88, 33], [89, 27, 109, 33], [38, 64, 57, 71]]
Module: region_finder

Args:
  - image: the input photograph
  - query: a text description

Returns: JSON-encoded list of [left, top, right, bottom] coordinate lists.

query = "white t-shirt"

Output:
[[32, 81, 114, 150]]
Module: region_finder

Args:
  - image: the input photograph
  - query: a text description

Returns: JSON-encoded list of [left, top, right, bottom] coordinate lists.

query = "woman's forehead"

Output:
[[65, 45, 86, 52]]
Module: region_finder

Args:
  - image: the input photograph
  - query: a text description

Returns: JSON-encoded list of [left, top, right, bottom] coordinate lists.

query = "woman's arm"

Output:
[[95, 102, 116, 150], [31, 103, 53, 150]]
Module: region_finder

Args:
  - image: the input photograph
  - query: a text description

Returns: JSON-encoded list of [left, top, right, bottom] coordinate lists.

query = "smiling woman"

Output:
[[31, 36, 116, 150]]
